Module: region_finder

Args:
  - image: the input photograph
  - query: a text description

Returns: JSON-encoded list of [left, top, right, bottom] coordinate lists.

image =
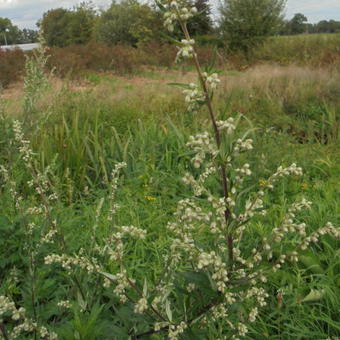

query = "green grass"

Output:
[[254, 33, 340, 67], [0, 65, 339, 339]]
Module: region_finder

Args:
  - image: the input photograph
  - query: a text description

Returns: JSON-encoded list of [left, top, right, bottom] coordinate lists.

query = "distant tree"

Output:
[[219, 0, 286, 56], [0, 17, 21, 45], [187, 0, 213, 36], [96, 0, 162, 46], [40, 2, 96, 47], [289, 13, 307, 34], [315, 20, 340, 33], [67, 2, 97, 45], [19, 29, 39, 43], [40, 8, 70, 47]]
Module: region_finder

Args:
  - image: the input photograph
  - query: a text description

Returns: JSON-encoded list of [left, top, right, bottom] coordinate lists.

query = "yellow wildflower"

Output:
[[145, 195, 156, 201]]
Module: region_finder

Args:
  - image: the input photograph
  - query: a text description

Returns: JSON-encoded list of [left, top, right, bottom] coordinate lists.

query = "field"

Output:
[[0, 34, 339, 340]]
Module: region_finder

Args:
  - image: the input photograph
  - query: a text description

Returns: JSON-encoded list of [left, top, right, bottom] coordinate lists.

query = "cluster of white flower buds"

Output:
[[216, 118, 236, 134], [0, 295, 57, 339], [186, 132, 217, 168], [203, 72, 221, 89], [112, 270, 133, 303], [57, 300, 71, 309], [163, 0, 197, 32], [44, 254, 100, 274], [168, 321, 187, 340], [134, 297, 148, 314], [13, 120, 33, 163], [300, 222, 339, 250], [267, 163, 303, 189], [108, 162, 127, 220], [272, 198, 312, 242], [176, 39, 196, 61], [234, 138, 253, 152], [182, 82, 205, 112]]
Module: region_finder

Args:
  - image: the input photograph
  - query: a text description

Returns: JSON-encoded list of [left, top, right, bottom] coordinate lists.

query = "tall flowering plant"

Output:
[[1, 3, 338, 339], [44, 2, 338, 339]]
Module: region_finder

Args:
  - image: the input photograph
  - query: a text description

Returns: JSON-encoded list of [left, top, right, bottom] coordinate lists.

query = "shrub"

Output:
[[0, 49, 25, 88]]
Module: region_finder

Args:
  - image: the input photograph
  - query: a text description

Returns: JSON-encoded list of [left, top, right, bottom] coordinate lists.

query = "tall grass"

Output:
[[0, 39, 339, 339]]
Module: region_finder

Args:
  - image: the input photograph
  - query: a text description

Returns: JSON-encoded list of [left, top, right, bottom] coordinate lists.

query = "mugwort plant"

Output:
[[0, 2, 339, 340]]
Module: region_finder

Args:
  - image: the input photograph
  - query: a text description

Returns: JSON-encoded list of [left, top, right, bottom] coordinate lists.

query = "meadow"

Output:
[[0, 33, 339, 339]]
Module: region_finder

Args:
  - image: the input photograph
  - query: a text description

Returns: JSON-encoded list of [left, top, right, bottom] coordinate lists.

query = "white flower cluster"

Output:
[[112, 270, 133, 303], [272, 198, 312, 242], [0, 165, 23, 210], [265, 163, 303, 189], [176, 39, 195, 61], [107, 225, 146, 262], [234, 138, 253, 152], [197, 251, 229, 293], [248, 307, 258, 322], [182, 83, 205, 112], [168, 321, 187, 340], [203, 72, 221, 89], [108, 162, 127, 221], [245, 287, 269, 307], [236, 163, 252, 177], [44, 254, 100, 274], [134, 297, 148, 314], [300, 222, 339, 250], [0, 296, 57, 339], [13, 120, 33, 163], [186, 132, 217, 168], [163, 0, 197, 32], [57, 300, 71, 309], [41, 228, 58, 244], [216, 118, 236, 135]]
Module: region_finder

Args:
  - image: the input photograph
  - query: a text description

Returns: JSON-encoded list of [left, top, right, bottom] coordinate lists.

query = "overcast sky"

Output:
[[1, 0, 340, 29]]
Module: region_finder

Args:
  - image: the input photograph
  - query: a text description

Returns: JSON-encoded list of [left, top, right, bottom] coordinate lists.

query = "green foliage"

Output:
[[0, 18, 339, 337], [23, 32, 50, 115], [96, 0, 162, 46], [219, 0, 286, 56], [0, 17, 21, 45], [0, 48, 25, 88], [187, 0, 213, 36], [286, 13, 308, 35], [40, 2, 96, 47]]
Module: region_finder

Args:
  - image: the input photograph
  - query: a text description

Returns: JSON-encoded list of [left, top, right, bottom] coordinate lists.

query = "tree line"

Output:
[[0, 17, 38, 45], [1, 0, 339, 53]]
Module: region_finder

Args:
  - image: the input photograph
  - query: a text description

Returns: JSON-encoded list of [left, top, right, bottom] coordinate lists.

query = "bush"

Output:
[[0, 49, 25, 88]]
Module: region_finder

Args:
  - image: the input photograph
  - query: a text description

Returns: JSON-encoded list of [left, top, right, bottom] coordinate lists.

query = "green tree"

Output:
[[40, 8, 70, 47], [0, 17, 21, 45], [96, 0, 162, 46], [219, 0, 286, 56], [19, 29, 39, 44], [187, 0, 213, 36], [289, 13, 308, 34], [40, 2, 96, 47], [67, 2, 97, 45]]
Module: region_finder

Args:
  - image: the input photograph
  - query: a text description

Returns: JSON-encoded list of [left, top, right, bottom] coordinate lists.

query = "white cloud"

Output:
[[286, 0, 340, 22], [0, 0, 111, 28]]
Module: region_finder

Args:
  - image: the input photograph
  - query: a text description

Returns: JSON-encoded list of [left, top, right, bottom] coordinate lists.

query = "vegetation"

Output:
[[218, 0, 286, 55], [0, 1, 339, 339], [39, 3, 96, 47], [280, 16, 340, 35], [2, 32, 340, 89], [0, 17, 37, 45]]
